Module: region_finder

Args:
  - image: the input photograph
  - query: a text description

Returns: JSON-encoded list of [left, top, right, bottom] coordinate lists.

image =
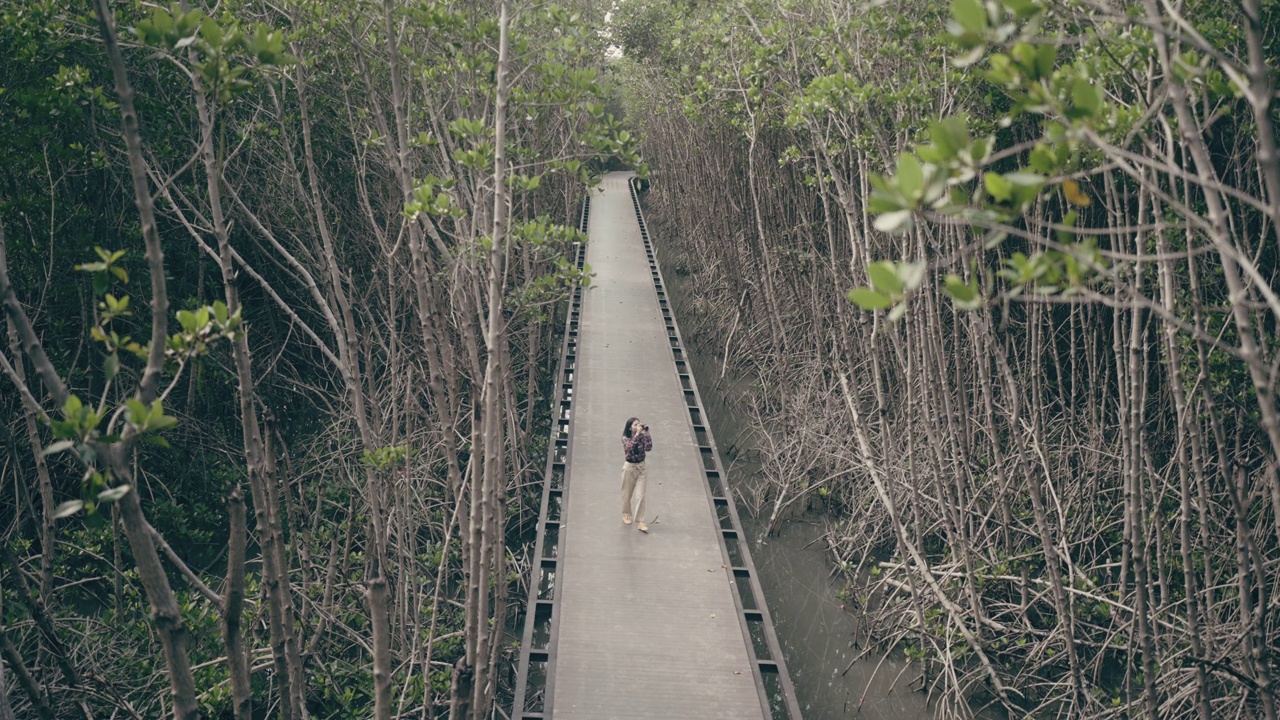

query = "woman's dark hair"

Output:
[[622, 417, 639, 438]]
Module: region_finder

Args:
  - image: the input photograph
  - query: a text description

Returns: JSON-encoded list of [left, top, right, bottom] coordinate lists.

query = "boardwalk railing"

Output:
[[511, 195, 590, 719], [628, 176, 802, 720], [513, 181, 801, 719]]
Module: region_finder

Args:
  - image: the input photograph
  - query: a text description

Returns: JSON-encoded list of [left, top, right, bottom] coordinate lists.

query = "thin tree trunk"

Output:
[[370, 575, 393, 720], [0, 643, 17, 720], [5, 320, 56, 603], [223, 485, 251, 720], [190, 56, 303, 719], [112, 467, 200, 720], [465, 2, 513, 714], [2, 547, 94, 719], [0, 625, 53, 720], [89, 3, 197, 715]]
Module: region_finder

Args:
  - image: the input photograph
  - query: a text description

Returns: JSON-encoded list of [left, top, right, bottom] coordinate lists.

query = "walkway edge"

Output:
[[628, 176, 803, 719], [511, 196, 590, 719]]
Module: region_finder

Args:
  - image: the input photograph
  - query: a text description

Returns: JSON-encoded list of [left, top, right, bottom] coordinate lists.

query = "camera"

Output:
[[642, 424, 649, 432]]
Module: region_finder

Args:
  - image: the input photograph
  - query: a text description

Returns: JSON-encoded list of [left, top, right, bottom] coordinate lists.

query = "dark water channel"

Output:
[[657, 246, 935, 719], [687, 353, 936, 720]]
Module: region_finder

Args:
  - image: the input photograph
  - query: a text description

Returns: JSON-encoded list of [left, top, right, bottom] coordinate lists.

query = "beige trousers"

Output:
[[620, 461, 648, 521]]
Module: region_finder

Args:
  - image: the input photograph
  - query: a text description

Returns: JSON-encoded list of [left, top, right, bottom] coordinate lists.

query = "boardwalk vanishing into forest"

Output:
[[10, 0, 1280, 718], [512, 173, 799, 719]]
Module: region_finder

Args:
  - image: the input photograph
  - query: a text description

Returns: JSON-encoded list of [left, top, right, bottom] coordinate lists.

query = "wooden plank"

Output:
[[551, 173, 764, 719]]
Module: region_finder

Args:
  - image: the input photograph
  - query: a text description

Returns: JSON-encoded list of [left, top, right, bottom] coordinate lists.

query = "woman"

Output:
[[620, 416, 653, 533]]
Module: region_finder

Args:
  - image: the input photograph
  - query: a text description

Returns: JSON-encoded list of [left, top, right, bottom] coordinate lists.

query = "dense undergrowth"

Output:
[[0, 0, 628, 717], [613, 0, 1280, 717]]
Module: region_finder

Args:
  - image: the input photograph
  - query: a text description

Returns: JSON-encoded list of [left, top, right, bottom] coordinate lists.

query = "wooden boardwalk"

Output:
[[548, 173, 766, 719]]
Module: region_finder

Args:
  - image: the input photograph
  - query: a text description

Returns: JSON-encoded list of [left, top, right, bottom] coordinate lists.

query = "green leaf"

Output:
[[177, 309, 197, 333], [954, 45, 987, 69], [887, 304, 908, 323], [896, 153, 924, 201], [1029, 144, 1056, 173], [970, 137, 992, 164], [41, 440, 76, 457], [1005, 172, 1046, 186], [1035, 43, 1056, 78], [200, 17, 223, 47], [50, 421, 78, 439], [846, 287, 893, 310], [873, 210, 914, 234], [984, 172, 1012, 202], [1002, 0, 1041, 19], [127, 399, 149, 425], [147, 415, 179, 433], [1071, 76, 1101, 117], [867, 261, 903, 295], [917, 145, 945, 164], [1056, 212, 1079, 245], [1011, 42, 1036, 73], [930, 116, 969, 157], [1007, 173, 1047, 205], [180, 12, 205, 38], [944, 274, 977, 302], [899, 261, 926, 291], [867, 187, 904, 214], [97, 484, 132, 503], [104, 352, 120, 382], [53, 500, 85, 519], [952, 0, 987, 34]]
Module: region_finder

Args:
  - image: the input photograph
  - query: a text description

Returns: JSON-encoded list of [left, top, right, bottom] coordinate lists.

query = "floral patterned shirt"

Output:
[[622, 432, 653, 463]]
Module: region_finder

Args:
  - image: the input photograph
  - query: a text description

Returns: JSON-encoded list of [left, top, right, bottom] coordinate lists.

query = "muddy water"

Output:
[[689, 361, 935, 720], [656, 260, 935, 719], [748, 522, 936, 720]]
